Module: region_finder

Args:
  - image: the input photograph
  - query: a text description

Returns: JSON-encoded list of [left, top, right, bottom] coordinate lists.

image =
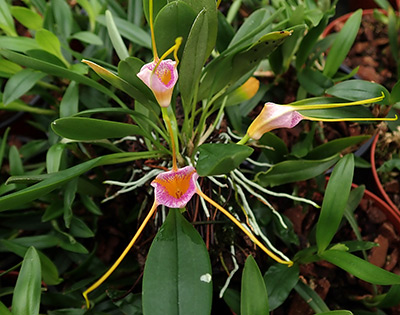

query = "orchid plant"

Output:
[[1, 0, 400, 314]]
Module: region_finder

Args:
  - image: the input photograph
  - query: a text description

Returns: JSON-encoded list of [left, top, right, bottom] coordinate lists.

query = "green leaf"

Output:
[[196, 143, 254, 176], [0, 0, 17, 36], [326, 80, 390, 104], [0, 99, 55, 115], [51, 0, 73, 38], [11, 247, 41, 315], [69, 31, 103, 46], [9, 145, 24, 176], [1, 240, 62, 285], [294, 281, 330, 313], [0, 50, 125, 108], [35, 28, 69, 67], [0, 58, 22, 76], [3, 69, 46, 105], [388, 7, 399, 64], [51, 117, 146, 140], [153, 1, 197, 59], [320, 250, 400, 285], [59, 81, 79, 118], [179, 9, 209, 109], [259, 132, 288, 164], [105, 10, 129, 60], [63, 178, 77, 228], [46, 143, 66, 173], [0, 300, 11, 315], [83, 59, 153, 106], [241, 255, 269, 315], [70, 216, 94, 238], [96, 14, 151, 48], [255, 154, 340, 187], [390, 79, 400, 104], [306, 135, 370, 160], [264, 263, 299, 310], [142, 209, 212, 315], [0, 127, 10, 170], [323, 9, 362, 78], [199, 30, 291, 100], [10, 6, 42, 30], [0, 37, 40, 52], [374, 284, 400, 308], [316, 154, 354, 252], [0, 151, 161, 211], [298, 68, 333, 96]]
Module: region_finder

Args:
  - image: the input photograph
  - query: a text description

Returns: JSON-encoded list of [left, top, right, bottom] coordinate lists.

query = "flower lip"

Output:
[[151, 166, 199, 208]]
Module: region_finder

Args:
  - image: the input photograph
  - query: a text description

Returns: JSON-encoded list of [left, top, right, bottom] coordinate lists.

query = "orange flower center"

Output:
[[154, 169, 196, 199], [156, 68, 172, 85]]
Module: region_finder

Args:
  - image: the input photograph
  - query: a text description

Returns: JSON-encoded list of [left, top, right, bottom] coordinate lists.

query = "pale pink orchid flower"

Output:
[[244, 93, 396, 142], [137, 59, 179, 108]]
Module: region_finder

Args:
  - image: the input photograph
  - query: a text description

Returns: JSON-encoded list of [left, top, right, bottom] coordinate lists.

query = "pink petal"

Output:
[[151, 166, 199, 208], [247, 102, 304, 140]]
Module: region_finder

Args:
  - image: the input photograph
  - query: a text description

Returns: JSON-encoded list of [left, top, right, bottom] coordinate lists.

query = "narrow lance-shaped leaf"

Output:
[[316, 154, 354, 252], [323, 9, 362, 78], [11, 247, 42, 315], [241, 255, 269, 315]]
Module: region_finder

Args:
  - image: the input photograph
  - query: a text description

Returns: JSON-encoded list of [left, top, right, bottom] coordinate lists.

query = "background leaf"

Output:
[[11, 247, 42, 315], [241, 255, 269, 315]]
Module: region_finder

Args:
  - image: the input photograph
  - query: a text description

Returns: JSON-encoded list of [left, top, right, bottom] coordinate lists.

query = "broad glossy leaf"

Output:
[[11, 247, 41, 315], [0, 151, 161, 211], [0, 50, 125, 108], [0, 37, 40, 52], [264, 263, 299, 310], [390, 79, 400, 103], [259, 132, 288, 164], [142, 209, 212, 315], [11, 6, 42, 30], [316, 154, 354, 252], [154, 1, 197, 59], [0, 301, 11, 315], [318, 311, 353, 315], [255, 154, 339, 187], [9, 145, 24, 176], [3, 69, 46, 105], [26, 49, 67, 68], [70, 216, 94, 238], [196, 143, 254, 176], [0, 58, 22, 76], [320, 250, 400, 285], [179, 9, 208, 108], [306, 135, 370, 160], [374, 284, 400, 308], [326, 80, 390, 105], [241, 255, 269, 315], [323, 10, 362, 78], [180, 0, 217, 58], [52, 117, 146, 140]]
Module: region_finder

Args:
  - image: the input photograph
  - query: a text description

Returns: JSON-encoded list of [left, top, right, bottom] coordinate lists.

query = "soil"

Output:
[[327, 11, 399, 90]]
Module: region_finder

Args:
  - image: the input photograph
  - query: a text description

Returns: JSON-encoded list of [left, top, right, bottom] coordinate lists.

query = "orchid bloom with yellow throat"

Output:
[[239, 93, 397, 143], [82, 162, 293, 308], [136, 0, 182, 108]]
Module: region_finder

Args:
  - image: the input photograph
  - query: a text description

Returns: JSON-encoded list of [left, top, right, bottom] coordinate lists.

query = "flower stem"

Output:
[[161, 107, 178, 171], [237, 134, 250, 145], [83, 200, 159, 309], [149, 0, 158, 60]]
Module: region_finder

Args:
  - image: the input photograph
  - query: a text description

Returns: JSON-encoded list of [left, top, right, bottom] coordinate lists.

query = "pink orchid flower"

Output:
[[137, 58, 179, 108], [243, 93, 397, 142]]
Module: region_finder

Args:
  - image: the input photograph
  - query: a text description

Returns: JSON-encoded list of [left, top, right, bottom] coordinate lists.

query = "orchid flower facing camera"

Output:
[[239, 93, 397, 143], [82, 163, 294, 309], [136, 0, 182, 107]]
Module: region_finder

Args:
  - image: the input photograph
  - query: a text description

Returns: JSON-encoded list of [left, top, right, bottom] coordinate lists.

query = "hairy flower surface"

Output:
[[137, 59, 178, 107], [151, 166, 198, 208]]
